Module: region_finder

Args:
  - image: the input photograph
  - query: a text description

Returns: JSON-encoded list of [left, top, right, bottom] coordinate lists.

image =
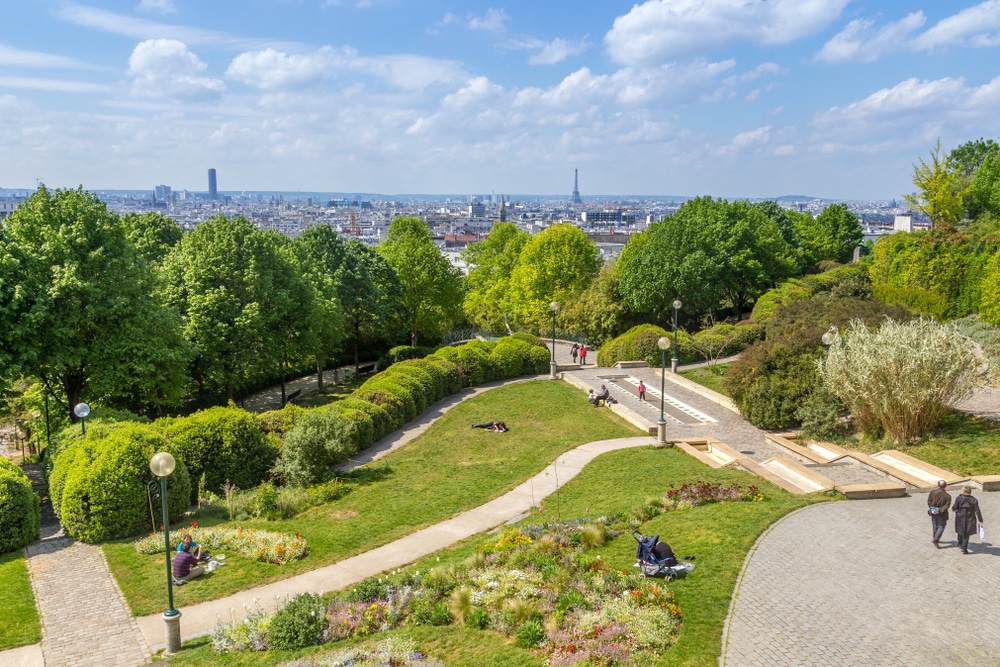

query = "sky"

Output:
[[2, 1, 1000, 199]]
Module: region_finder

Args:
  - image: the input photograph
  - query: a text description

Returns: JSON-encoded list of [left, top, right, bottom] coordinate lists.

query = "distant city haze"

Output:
[[1, 1, 999, 199]]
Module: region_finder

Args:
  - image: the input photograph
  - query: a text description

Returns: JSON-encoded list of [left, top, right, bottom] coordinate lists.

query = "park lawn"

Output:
[[851, 411, 1000, 477], [0, 550, 41, 650], [105, 380, 641, 617], [678, 365, 730, 398], [162, 446, 827, 667]]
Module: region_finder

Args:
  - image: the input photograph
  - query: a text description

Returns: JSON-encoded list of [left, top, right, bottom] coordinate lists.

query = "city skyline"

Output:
[[2, 1, 1000, 199]]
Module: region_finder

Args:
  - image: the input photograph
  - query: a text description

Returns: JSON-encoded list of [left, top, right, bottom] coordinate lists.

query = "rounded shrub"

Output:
[[426, 356, 465, 392], [352, 383, 415, 431], [597, 324, 670, 367], [326, 403, 375, 453], [455, 344, 493, 385], [161, 406, 276, 503], [54, 423, 190, 543], [43, 409, 146, 478], [382, 345, 438, 367], [255, 403, 305, 437], [750, 281, 810, 322], [334, 398, 392, 442], [0, 458, 40, 554], [490, 338, 528, 379], [267, 593, 328, 650], [274, 407, 355, 487], [380, 368, 435, 411], [394, 360, 446, 401]]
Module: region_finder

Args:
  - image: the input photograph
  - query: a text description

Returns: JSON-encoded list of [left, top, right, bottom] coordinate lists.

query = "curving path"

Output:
[[721, 491, 1000, 666]]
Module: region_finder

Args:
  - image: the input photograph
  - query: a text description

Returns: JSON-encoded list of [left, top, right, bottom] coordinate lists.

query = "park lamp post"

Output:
[[549, 301, 559, 380], [671, 299, 682, 373], [149, 451, 182, 656], [656, 336, 670, 445], [73, 402, 90, 435], [821, 325, 839, 360]]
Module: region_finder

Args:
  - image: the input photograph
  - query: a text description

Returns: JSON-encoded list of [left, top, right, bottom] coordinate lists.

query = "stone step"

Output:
[[867, 450, 966, 489], [670, 438, 743, 468], [759, 457, 836, 494]]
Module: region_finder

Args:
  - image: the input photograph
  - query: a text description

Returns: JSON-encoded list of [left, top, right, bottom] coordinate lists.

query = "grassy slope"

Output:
[[0, 550, 41, 650], [105, 380, 641, 617], [677, 365, 730, 397], [164, 446, 827, 667]]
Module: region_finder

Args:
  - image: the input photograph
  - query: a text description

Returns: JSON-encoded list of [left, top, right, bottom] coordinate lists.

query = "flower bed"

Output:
[[133, 523, 308, 565]]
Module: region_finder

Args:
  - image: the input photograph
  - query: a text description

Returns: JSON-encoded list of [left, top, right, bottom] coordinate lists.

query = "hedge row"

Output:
[[0, 458, 40, 554], [596, 324, 671, 367]]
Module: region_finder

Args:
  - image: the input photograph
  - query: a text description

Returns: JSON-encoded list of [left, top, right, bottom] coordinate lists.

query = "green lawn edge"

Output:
[[105, 380, 643, 617], [0, 550, 41, 651], [161, 446, 830, 667], [677, 365, 730, 397]]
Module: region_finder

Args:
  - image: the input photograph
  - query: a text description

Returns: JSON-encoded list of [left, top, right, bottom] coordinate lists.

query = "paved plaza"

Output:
[[721, 491, 1000, 667]]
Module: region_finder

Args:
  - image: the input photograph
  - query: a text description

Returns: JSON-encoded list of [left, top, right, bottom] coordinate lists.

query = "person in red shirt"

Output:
[[638, 381, 646, 401], [579, 344, 588, 365]]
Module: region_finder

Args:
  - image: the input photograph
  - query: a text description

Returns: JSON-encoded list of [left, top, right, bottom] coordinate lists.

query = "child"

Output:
[[637, 380, 646, 401]]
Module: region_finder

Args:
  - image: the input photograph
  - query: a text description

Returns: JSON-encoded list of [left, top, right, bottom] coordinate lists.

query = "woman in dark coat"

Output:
[[952, 485, 984, 554]]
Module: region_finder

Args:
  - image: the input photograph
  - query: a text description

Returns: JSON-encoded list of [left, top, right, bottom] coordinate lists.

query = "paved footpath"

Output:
[[722, 491, 1000, 667]]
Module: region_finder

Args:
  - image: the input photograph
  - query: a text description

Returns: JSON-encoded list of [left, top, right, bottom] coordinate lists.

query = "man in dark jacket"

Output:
[[927, 480, 951, 548], [953, 485, 985, 555]]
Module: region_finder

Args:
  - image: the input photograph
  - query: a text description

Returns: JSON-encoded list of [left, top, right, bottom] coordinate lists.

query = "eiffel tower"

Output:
[[571, 168, 582, 205]]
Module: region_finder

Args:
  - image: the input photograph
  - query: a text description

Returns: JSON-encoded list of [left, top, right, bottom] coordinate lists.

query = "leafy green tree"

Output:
[[340, 240, 404, 373], [904, 140, 967, 229], [121, 211, 183, 264], [793, 204, 863, 264], [378, 217, 464, 346], [461, 223, 528, 334], [0, 186, 189, 418], [505, 223, 601, 329], [291, 226, 347, 390], [160, 215, 311, 400], [948, 138, 999, 221], [560, 262, 638, 347], [970, 152, 1000, 221]]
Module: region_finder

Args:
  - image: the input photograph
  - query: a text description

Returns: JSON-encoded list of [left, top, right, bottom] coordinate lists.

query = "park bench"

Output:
[[357, 363, 377, 375], [283, 389, 302, 406]]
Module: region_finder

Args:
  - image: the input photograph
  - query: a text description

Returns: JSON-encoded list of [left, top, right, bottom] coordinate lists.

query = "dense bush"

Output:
[[454, 343, 494, 385], [381, 345, 438, 368], [325, 403, 375, 453], [491, 336, 551, 377], [381, 366, 438, 410], [161, 406, 276, 503], [596, 324, 670, 367], [0, 457, 40, 554], [396, 359, 449, 400], [981, 248, 1000, 326], [53, 423, 190, 542], [42, 408, 147, 478], [425, 356, 465, 393], [332, 398, 392, 442], [750, 281, 810, 322], [820, 318, 986, 443], [273, 408, 356, 487], [679, 320, 763, 364], [267, 593, 329, 650], [352, 382, 416, 431]]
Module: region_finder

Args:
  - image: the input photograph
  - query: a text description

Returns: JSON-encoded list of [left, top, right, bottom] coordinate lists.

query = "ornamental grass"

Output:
[[818, 317, 987, 444]]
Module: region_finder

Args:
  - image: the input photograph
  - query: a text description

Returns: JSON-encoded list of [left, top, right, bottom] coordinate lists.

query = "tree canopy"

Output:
[[461, 222, 528, 333]]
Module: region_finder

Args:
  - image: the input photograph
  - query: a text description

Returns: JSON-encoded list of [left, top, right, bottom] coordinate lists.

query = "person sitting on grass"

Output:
[[172, 540, 206, 584], [176, 533, 208, 562]]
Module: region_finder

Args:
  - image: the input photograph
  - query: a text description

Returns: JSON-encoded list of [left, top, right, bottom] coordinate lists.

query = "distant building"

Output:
[[581, 210, 638, 224], [208, 168, 218, 200], [893, 214, 913, 232], [154, 184, 172, 201], [468, 198, 486, 218], [0, 201, 17, 219], [571, 168, 582, 205], [498, 195, 507, 223]]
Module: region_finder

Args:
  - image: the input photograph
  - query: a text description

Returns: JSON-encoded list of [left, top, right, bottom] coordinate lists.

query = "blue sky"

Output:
[[2, 1, 1000, 199]]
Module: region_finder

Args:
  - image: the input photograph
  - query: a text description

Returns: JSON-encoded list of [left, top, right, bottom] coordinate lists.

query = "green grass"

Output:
[[106, 380, 640, 617], [0, 550, 41, 650], [161, 446, 826, 667], [678, 364, 730, 397], [852, 411, 1000, 476], [293, 376, 367, 408]]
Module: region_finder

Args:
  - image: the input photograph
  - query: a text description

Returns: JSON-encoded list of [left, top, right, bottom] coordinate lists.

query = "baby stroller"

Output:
[[633, 531, 695, 579]]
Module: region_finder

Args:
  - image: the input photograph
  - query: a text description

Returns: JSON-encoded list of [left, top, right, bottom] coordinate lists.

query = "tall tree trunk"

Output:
[[316, 355, 325, 391], [280, 365, 287, 407], [62, 369, 85, 422], [354, 340, 360, 377]]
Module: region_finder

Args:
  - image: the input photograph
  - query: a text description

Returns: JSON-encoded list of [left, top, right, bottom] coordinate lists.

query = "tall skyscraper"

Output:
[[208, 168, 218, 200], [571, 168, 582, 205]]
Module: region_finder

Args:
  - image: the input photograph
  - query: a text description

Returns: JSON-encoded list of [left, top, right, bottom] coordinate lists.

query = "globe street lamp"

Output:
[[821, 326, 839, 370], [73, 402, 90, 435], [671, 300, 682, 373], [656, 336, 670, 445], [549, 301, 559, 380], [150, 451, 182, 655]]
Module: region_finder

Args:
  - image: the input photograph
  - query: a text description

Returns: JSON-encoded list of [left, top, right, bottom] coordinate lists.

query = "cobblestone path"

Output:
[[722, 492, 1000, 666], [20, 464, 150, 667]]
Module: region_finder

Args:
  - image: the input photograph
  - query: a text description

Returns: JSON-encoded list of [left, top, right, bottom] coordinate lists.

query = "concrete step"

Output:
[[867, 450, 966, 489], [759, 456, 836, 494]]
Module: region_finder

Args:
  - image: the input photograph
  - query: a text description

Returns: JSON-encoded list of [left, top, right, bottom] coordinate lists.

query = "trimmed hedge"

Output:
[[256, 404, 306, 437], [352, 383, 416, 432], [332, 398, 392, 442], [381, 345, 438, 368], [0, 458, 40, 554], [42, 408, 147, 478], [160, 407, 277, 502], [53, 423, 190, 543], [325, 404, 375, 453], [425, 357, 464, 394], [596, 324, 670, 367]]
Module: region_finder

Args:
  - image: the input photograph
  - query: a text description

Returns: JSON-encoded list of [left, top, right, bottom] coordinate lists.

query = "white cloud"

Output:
[[136, 0, 176, 15], [0, 76, 112, 93], [128, 39, 225, 101], [605, 0, 849, 65], [815, 1, 1000, 64], [440, 8, 509, 32], [528, 38, 588, 65], [731, 125, 771, 148], [0, 43, 92, 69], [814, 13, 926, 64]]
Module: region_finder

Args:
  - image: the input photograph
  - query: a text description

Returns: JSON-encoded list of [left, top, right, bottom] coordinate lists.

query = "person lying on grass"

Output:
[[471, 421, 508, 432]]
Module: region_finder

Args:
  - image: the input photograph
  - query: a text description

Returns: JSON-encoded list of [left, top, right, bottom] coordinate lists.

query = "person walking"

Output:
[[637, 380, 647, 401], [927, 479, 951, 548], [952, 485, 984, 554], [571, 343, 579, 364], [579, 344, 587, 366]]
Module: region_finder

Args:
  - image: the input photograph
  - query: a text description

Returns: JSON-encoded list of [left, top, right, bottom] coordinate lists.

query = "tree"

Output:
[[461, 222, 528, 334], [0, 186, 188, 417], [340, 240, 404, 373], [505, 223, 601, 329], [970, 152, 1000, 221], [904, 140, 966, 230], [160, 215, 311, 400], [378, 217, 464, 346], [793, 204, 863, 264], [121, 211, 183, 264], [291, 226, 347, 390], [559, 262, 638, 347]]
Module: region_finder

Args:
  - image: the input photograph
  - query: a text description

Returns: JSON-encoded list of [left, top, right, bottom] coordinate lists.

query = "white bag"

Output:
[[979, 522, 986, 541]]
